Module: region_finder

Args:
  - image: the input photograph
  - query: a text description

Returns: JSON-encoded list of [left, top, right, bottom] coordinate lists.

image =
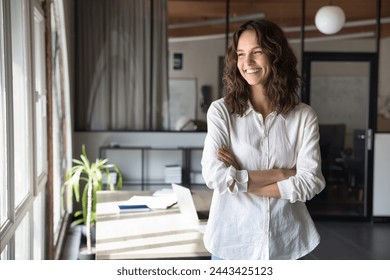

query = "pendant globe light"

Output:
[[315, 4, 346, 35]]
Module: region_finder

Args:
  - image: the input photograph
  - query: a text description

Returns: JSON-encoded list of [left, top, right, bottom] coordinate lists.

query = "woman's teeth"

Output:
[[245, 68, 260, 74]]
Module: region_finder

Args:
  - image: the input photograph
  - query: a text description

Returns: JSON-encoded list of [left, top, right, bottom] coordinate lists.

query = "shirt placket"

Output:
[[257, 113, 271, 259]]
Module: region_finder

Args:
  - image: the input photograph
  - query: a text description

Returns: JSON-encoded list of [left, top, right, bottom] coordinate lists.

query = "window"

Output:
[[11, 0, 33, 207], [0, 0, 47, 260], [34, 3, 47, 184], [32, 1, 47, 260], [15, 212, 31, 259], [0, 0, 7, 228]]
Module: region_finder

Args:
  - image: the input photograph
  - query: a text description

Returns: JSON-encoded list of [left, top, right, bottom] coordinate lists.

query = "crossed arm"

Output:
[[217, 145, 296, 198]]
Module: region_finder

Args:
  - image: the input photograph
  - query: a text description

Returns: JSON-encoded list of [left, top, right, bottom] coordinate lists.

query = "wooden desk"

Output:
[[95, 190, 211, 260]]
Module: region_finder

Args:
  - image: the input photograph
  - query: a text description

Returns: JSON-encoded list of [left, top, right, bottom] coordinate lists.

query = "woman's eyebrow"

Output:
[[236, 46, 262, 52]]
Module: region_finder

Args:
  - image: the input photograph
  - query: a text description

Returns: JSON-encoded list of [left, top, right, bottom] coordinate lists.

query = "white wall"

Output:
[[169, 38, 225, 122], [373, 134, 390, 216]]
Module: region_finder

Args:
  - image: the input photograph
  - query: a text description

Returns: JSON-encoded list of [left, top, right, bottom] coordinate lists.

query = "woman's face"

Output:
[[236, 29, 271, 87]]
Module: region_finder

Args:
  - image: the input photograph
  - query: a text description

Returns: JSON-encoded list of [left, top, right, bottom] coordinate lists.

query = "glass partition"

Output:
[[310, 61, 369, 217], [302, 54, 377, 219], [74, 0, 387, 132]]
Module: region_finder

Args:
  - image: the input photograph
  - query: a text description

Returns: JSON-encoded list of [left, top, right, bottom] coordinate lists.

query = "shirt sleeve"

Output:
[[226, 166, 248, 194], [201, 101, 248, 195], [277, 107, 326, 203]]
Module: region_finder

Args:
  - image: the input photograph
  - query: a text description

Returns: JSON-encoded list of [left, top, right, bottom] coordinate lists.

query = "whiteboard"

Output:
[[168, 79, 197, 130], [311, 76, 369, 132]]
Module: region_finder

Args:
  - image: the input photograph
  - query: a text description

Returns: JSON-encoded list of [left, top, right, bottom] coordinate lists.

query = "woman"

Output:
[[201, 19, 325, 260]]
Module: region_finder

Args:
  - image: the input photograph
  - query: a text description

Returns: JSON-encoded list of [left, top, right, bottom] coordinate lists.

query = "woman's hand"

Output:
[[282, 168, 296, 178], [217, 145, 241, 170]]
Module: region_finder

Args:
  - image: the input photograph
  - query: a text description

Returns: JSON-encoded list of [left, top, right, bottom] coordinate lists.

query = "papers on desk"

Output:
[[152, 188, 174, 197], [118, 189, 177, 212], [164, 165, 182, 183]]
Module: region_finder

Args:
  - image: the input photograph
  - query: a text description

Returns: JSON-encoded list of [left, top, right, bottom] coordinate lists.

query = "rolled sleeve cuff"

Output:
[[226, 166, 248, 194], [277, 178, 293, 201]]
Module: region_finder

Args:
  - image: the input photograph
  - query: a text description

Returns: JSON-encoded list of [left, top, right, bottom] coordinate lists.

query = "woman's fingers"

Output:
[[217, 146, 241, 170], [217, 149, 232, 164]]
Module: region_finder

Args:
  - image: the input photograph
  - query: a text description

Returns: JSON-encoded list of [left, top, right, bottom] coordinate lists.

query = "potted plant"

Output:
[[62, 144, 122, 258]]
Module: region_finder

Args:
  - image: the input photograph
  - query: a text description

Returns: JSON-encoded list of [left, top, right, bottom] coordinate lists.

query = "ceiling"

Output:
[[168, 0, 390, 41]]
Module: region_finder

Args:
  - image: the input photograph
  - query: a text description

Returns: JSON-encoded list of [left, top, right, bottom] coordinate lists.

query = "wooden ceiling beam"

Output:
[[168, 0, 389, 39]]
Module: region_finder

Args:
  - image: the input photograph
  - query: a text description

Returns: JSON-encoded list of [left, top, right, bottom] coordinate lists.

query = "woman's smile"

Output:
[[245, 68, 260, 74]]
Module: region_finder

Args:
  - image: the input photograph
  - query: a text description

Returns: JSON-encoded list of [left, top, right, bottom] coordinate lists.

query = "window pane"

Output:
[[32, 4, 47, 260], [1, 245, 8, 260], [11, 0, 31, 205], [15, 211, 30, 259], [0, 0, 7, 226], [0, 99, 5, 225], [33, 191, 45, 259], [34, 6, 47, 178]]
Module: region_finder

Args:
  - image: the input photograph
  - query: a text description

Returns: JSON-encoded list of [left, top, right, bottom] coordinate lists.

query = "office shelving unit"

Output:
[[99, 145, 204, 190]]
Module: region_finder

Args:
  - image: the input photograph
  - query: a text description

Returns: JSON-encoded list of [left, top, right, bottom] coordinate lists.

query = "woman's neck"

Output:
[[249, 86, 273, 117]]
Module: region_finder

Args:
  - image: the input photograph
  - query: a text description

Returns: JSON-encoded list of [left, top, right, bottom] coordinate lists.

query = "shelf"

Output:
[[100, 145, 204, 190]]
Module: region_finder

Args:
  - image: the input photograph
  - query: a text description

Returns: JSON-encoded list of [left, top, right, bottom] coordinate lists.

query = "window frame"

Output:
[[0, 0, 48, 260], [33, 1, 48, 195]]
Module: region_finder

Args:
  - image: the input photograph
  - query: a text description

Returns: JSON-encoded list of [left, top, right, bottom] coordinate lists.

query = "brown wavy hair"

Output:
[[223, 19, 301, 116]]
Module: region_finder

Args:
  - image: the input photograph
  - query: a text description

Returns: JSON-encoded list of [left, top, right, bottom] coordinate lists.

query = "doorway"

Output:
[[302, 52, 377, 220]]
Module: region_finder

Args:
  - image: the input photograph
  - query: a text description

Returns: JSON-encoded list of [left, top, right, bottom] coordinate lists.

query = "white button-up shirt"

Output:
[[201, 98, 325, 260]]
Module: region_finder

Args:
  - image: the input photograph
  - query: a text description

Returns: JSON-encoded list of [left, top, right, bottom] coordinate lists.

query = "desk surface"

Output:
[[95, 190, 211, 260]]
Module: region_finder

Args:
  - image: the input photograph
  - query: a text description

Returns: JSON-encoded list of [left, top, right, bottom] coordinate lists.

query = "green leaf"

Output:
[[80, 154, 90, 170], [72, 159, 84, 166], [82, 182, 90, 224], [70, 218, 84, 227], [74, 210, 83, 217], [114, 164, 123, 190], [62, 145, 123, 244], [91, 212, 96, 224], [96, 158, 108, 168]]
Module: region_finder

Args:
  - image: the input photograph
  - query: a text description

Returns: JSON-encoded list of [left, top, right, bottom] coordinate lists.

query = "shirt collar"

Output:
[[243, 100, 287, 120]]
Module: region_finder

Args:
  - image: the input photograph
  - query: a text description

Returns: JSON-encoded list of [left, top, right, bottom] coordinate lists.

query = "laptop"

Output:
[[171, 183, 208, 233]]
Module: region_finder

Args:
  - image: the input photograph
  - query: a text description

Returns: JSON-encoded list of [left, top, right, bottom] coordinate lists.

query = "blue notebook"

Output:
[[118, 204, 151, 212], [117, 193, 177, 212]]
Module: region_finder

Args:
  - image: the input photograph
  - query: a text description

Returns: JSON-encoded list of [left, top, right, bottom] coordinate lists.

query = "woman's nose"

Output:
[[245, 54, 254, 64]]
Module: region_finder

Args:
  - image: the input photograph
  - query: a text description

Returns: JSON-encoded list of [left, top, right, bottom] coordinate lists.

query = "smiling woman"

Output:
[[201, 19, 325, 260], [224, 19, 300, 117]]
